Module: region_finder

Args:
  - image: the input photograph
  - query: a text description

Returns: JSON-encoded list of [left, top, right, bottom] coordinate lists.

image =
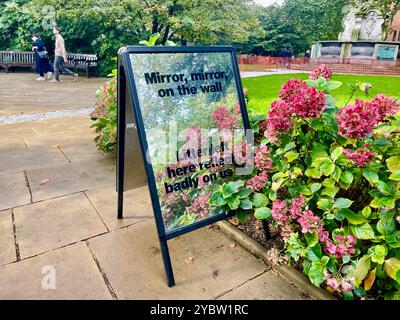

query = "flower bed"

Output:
[[226, 65, 400, 300]]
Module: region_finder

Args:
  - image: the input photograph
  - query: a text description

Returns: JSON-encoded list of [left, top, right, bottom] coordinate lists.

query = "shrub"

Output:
[[90, 75, 117, 153], [212, 65, 400, 300]]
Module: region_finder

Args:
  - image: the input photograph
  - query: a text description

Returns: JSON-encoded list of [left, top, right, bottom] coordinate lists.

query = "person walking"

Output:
[[286, 47, 294, 69], [280, 49, 288, 68], [49, 26, 78, 82], [31, 34, 52, 81]]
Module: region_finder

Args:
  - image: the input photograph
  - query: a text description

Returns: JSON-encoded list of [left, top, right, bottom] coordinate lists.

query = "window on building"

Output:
[[393, 31, 398, 42]]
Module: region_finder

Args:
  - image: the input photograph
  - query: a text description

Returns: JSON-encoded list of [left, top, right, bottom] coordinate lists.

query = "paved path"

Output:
[[0, 72, 107, 117], [240, 69, 308, 78], [0, 73, 310, 300]]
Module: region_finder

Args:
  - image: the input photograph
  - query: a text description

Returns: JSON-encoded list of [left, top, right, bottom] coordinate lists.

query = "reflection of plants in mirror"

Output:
[[90, 35, 176, 153]]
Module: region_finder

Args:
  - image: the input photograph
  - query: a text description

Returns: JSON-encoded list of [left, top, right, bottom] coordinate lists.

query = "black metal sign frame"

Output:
[[117, 46, 250, 287]]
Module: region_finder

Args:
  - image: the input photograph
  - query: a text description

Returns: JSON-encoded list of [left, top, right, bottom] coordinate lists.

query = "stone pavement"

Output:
[[240, 69, 308, 78], [0, 73, 310, 300], [0, 72, 107, 117]]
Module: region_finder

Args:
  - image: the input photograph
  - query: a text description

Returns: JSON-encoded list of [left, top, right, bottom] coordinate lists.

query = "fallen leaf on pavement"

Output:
[[185, 256, 193, 265], [228, 218, 239, 226], [40, 179, 51, 185]]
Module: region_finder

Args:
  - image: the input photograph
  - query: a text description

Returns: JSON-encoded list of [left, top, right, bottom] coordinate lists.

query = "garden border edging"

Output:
[[216, 220, 336, 300]]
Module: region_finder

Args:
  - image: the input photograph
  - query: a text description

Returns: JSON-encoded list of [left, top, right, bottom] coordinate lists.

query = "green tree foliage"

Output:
[[235, 0, 348, 56], [0, 0, 262, 75]]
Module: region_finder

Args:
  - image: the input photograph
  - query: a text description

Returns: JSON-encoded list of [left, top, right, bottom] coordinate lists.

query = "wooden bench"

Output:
[[0, 51, 99, 78]]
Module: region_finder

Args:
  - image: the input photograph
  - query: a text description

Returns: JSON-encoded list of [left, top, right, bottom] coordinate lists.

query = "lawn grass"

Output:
[[242, 73, 400, 115]]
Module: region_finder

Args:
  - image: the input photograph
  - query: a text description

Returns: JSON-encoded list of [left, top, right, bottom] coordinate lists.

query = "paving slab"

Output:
[[0, 137, 27, 153], [0, 172, 31, 211], [0, 147, 67, 175], [88, 220, 267, 299], [27, 160, 115, 202], [85, 185, 153, 231], [59, 139, 113, 164], [0, 73, 107, 117], [13, 193, 108, 258], [0, 243, 112, 300], [217, 272, 309, 300], [0, 210, 16, 266]]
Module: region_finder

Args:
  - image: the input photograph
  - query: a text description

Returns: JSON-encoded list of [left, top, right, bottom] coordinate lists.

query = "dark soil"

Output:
[[230, 215, 284, 252]]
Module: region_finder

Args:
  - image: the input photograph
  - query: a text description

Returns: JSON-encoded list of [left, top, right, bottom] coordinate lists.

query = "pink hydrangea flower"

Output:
[[341, 280, 353, 292], [318, 227, 330, 243], [337, 99, 379, 139], [279, 223, 295, 243], [369, 94, 400, 122], [271, 200, 288, 225], [266, 248, 280, 265], [297, 210, 321, 233], [265, 100, 294, 143], [279, 79, 308, 102], [290, 85, 326, 118], [279, 79, 326, 119], [325, 235, 356, 259], [212, 106, 239, 129], [246, 172, 269, 192], [289, 194, 305, 219], [327, 278, 340, 291], [310, 64, 333, 80], [343, 148, 375, 167], [255, 145, 273, 171]]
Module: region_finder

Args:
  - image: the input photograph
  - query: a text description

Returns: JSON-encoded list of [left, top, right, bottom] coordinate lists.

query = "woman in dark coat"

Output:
[[31, 34, 52, 81]]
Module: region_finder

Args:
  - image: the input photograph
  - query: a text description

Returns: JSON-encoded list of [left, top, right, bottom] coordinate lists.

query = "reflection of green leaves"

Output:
[[178, 212, 197, 226], [210, 191, 226, 206]]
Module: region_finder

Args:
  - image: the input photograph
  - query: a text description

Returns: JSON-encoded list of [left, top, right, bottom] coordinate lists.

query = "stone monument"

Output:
[[359, 9, 385, 41], [311, 6, 399, 63]]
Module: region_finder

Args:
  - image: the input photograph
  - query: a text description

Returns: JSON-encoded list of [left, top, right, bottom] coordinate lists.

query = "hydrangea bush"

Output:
[[214, 65, 400, 300], [90, 75, 117, 153]]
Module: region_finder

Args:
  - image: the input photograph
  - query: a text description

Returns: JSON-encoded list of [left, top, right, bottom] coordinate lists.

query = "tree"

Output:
[[0, 0, 263, 74], [132, 0, 263, 45], [351, 0, 400, 32], [234, 0, 348, 56]]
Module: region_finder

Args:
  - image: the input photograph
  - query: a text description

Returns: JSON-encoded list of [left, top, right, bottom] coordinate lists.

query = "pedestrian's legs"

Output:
[[59, 59, 75, 77], [54, 56, 61, 81]]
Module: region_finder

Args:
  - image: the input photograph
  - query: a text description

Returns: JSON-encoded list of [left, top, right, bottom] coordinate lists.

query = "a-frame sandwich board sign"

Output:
[[117, 46, 253, 287]]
